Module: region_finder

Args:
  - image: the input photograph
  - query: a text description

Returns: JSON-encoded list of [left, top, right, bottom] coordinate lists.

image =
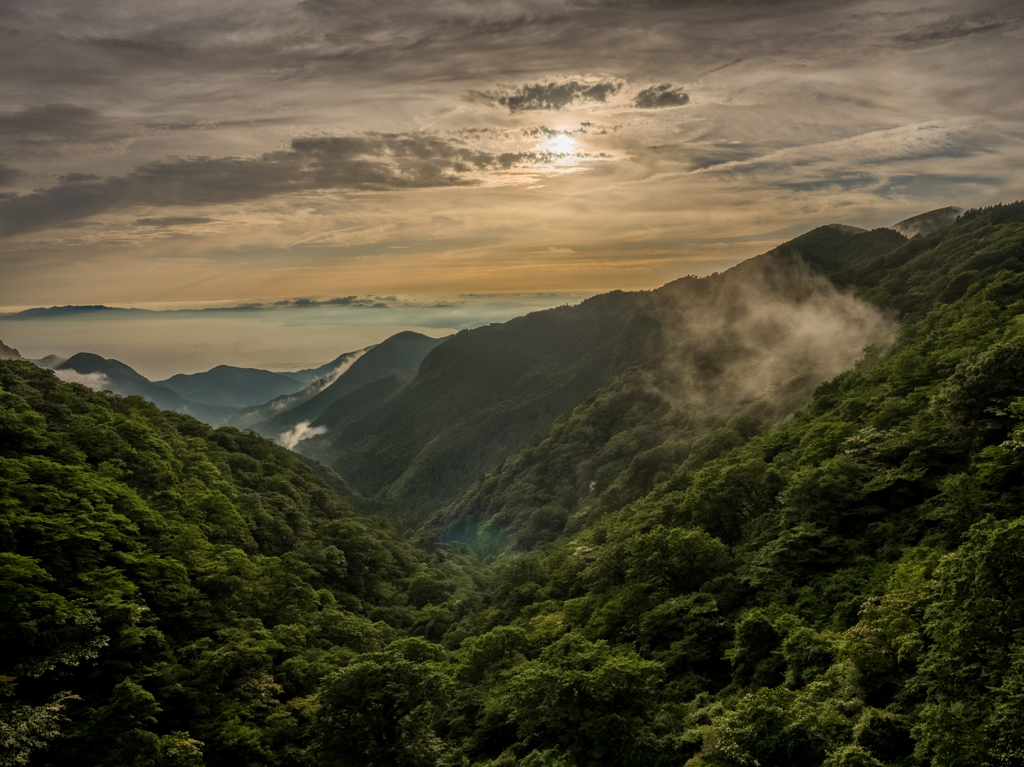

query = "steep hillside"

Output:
[[227, 348, 369, 432], [421, 202, 1024, 767], [0, 360, 468, 767], [304, 225, 905, 522], [256, 331, 446, 438], [428, 226, 907, 549], [299, 290, 666, 516], [284, 348, 373, 387], [157, 365, 306, 409], [429, 207, 1024, 553]]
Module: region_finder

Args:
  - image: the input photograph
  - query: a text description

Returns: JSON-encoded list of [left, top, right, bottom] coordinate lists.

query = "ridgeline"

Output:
[[3, 203, 1024, 766]]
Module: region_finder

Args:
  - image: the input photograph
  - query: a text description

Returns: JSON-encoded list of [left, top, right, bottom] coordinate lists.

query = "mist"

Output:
[[278, 421, 327, 450], [270, 349, 368, 412], [52, 369, 112, 391], [654, 254, 891, 415]]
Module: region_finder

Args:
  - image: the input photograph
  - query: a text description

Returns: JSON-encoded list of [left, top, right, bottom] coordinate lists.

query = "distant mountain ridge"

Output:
[[0, 305, 152, 320], [9, 334, 440, 434], [156, 365, 306, 409], [254, 331, 447, 438], [56, 352, 189, 411], [284, 348, 376, 386]]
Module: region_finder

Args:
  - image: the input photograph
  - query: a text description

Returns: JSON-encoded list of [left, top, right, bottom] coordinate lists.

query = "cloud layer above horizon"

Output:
[[1, 0, 1023, 305]]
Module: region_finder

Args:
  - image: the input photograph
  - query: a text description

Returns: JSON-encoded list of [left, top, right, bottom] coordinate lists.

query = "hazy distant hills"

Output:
[[254, 331, 447, 438], [31, 354, 66, 369], [0, 332, 440, 435], [0, 305, 153, 320], [156, 365, 306, 409], [56, 352, 189, 411]]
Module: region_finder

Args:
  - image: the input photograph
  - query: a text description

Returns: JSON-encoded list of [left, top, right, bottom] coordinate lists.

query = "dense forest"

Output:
[[3, 203, 1024, 766]]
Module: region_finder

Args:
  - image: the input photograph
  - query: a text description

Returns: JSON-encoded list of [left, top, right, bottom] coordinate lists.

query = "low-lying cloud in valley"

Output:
[[278, 420, 327, 450]]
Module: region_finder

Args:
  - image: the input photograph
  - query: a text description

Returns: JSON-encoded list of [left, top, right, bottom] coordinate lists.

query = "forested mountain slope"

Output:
[[5, 204, 1024, 767], [0, 361, 474, 767], [255, 331, 446, 439], [298, 290, 667, 516], [415, 202, 1024, 767], [429, 226, 907, 549], [301, 223, 904, 527]]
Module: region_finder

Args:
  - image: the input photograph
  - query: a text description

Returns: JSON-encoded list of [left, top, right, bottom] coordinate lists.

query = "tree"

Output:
[[312, 639, 452, 767], [500, 632, 665, 767]]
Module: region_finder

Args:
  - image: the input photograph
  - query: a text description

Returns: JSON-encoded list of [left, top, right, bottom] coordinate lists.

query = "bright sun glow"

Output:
[[546, 134, 576, 154]]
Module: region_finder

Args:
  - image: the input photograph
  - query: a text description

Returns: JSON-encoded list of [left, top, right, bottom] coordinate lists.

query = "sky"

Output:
[[1, 0, 1023, 369]]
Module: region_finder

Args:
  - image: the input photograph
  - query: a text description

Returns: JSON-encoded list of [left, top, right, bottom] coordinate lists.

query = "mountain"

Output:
[[295, 292, 665, 514], [30, 354, 65, 368], [227, 348, 370, 431], [0, 358, 435, 767], [889, 205, 963, 237], [407, 201, 1024, 767], [156, 365, 306, 409], [5, 203, 1024, 767], [0, 338, 22, 359], [283, 347, 375, 386], [296, 225, 907, 520], [0, 304, 153, 320], [255, 331, 447, 438], [56, 352, 189, 411]]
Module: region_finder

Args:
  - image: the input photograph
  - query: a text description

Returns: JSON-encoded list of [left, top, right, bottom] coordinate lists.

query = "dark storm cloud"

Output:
[[135, 217, 215, 227], [0, 165, 24, 186], [470, 78, 624, 113], [632, 83, 690, 108], [0, 133, 555, 237], [894, 15, 1011, 44]]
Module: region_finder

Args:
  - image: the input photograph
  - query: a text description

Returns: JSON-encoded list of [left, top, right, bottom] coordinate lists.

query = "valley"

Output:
[[4, 203, 1024, 765]]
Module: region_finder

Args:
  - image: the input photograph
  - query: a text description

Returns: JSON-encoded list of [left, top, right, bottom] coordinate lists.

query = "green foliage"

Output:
[[312, 639, 452, 767], [499, 632, 664, 766], [0, 361, 437, 766], [912, 517, 1024, 765], [7, 205, 1024, 766]]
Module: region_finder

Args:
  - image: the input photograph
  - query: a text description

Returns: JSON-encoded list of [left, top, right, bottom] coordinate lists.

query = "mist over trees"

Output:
[[3, 203, 1024, 766]]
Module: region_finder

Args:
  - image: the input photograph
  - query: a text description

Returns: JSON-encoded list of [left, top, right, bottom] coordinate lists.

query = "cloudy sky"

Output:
[[1, 0, 1023, 310]]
